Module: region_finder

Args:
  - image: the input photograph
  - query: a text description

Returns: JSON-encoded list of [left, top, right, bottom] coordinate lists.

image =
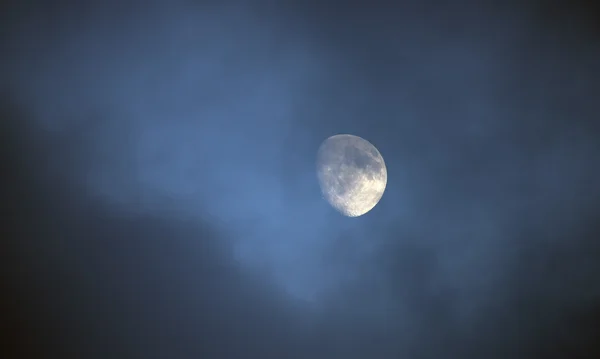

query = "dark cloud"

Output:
[[0, 98, 308, 358], [2, 1, 600, 358]]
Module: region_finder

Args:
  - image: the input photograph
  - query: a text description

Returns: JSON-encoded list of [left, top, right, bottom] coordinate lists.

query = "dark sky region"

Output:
[[1, 1, 600, 358]]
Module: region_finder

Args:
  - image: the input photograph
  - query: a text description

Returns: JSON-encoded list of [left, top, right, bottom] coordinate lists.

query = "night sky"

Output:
[[2, 1, 600, 358]]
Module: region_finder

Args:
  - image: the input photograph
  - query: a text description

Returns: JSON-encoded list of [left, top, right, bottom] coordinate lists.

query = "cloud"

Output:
[[2, 1, 600, 358]]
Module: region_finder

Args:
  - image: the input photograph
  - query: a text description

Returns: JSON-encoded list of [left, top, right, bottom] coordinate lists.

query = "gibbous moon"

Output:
[[316, 134, 387, 217]]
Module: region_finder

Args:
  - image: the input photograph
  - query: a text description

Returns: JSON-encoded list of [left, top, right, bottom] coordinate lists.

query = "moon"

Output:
[[316, 134, 387, 217]]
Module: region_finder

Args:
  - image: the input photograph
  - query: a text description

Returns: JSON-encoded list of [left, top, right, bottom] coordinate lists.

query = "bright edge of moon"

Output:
[[316, 134, 387, 217]]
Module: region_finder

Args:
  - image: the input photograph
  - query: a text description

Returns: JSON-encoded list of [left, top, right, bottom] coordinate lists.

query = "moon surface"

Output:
[[316, 134, 387, 217]]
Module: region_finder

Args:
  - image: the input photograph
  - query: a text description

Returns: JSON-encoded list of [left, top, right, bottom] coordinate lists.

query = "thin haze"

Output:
[[2, 0, 600, 358]]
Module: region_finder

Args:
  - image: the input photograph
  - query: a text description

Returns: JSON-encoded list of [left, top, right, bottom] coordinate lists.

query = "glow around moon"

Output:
[[316, 134, 387, 217]]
